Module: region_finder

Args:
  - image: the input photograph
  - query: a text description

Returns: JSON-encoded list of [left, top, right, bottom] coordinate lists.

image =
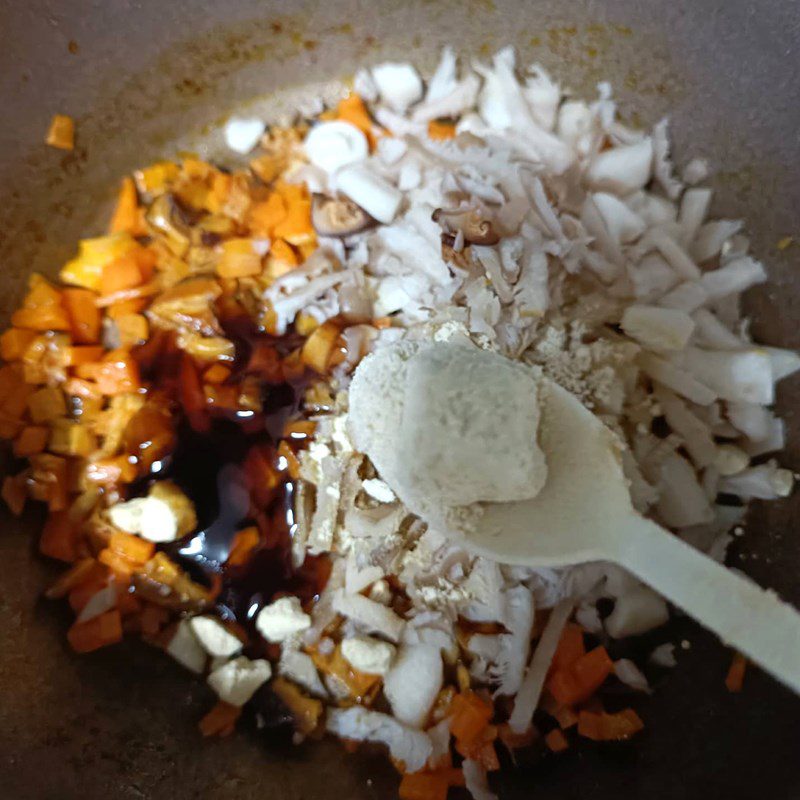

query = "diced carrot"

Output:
[[448, 691, 493, 747], [226, 526, 260, 567], [427, 120, 457, 140], [68, 573, 110, 612], [11, 305, 71, 332], [248, 192, 287, 236], [199, 701, 242, 737], [83, 455, 138, 486], [46, 114, 75, 151], [106, 298, 148, 318], [100, 255, 143, 296], [497, 722, 536, 752], [554, 705, 579, 729], [577, 708, 644, 742], [78, 349, 140, 395], [552, 623, 586, 672], [216, 238, 264, 279], [108, 531, 155, 564], [29, 453, 69, 511], [63, 288, 101, 344], [270, 238, 299, 268], [98, 548, 138, 577], [573, 646, 614, 690], [27, 386, 67, 423], [0, 328, 38, 361], [283, 419, 316, 440], [115, 313, 149, 348], [203, 363, 231, 384], [64, 346, 105, 366], [277, 440, 301, 480], [398, 772, 449, 800], [725, 652, 747, 693], [456, 732, 500, 771], [545, 728, 570, 753], [548, 646, 614, 707], [179, 353, 210, 432], [1, 475, 26, 516], [116, 583, 142, 616], [140, 603, 170, 637], [39, 510, 78, 562], [13, 425, 49, 457], [135, 161, 179, 195], [300, 320, 341, 375], [109, 177, 142, 235], [0, 364, 25, 409], [208, 172, 232, 211], [67, 609, 123, 653]]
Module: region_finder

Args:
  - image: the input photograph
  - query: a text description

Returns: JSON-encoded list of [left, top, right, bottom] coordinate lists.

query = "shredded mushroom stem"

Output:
[[508, 598, 574, 734]]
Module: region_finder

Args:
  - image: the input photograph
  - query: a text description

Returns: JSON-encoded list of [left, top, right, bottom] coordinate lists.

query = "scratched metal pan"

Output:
[[0, 1, 799, 798]]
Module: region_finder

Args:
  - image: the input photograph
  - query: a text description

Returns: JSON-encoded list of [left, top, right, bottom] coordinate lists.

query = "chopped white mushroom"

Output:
[[586, 138, 653, 195], [680, 347, 774, 405], [649, 642, 677, 667], [166, 619, 207, 674], [335, 163, 402, 224], [764, 346, 800, 382], [715, 444, 750, 476], [718, 461, 794, 500], [361, 478, 396, 503], [332, 591, 406, 642], [224, 116, 266, 154], [371, 62, 423, 112], [700, 257, 767, 300], [463, 760, 499, 800], [326, 707, 432, 773], [592, 192, 646, 245], [621, 305, 695, 352], [278, 649, 327, 697], [383, 644, 443, 728], [341, 635, 396, 676], [304, 121, 369, 173], [189, 616, 243, 658], [207, 656, 271, 707], [255, 596, 312, 643], [605, 586, 669, 638], [656, 452, 714, 528]]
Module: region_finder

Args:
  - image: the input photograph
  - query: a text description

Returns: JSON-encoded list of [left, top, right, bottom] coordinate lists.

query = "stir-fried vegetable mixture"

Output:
[[15, 46, 795, 799]]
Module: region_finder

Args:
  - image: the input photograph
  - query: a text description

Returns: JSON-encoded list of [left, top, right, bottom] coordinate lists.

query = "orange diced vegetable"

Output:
[[456, 730, 500, 771], [106, 298, 148, 318], [13, 425, 49, 457], [248, 193, 287, 236], [48, 419, 97, 457], [552, 623, 586, 672], [100, 255, 143, 296], [11, 305, 70, 332], [140, 603, 170, 637], [39, 510, 78, 562], [29, 453, 69, 511], [115, 583, 142, 616], [301, 320, 341, 374], [725, 652, 747, 693], [199, 701, 242, 737], [179, 353, 210, 433], [1, 475, 27, 516], [68, 573, 110, 612], [270, 238, 299, 268], [109, 531, 156, 564], [204, 363, 231, 384], [115, 313, 149, 348], [67, 609, 123, 653], [46, 114, 75, 150], [79, 349, 140, 395], [277, 440, 301, 480], [428, 120, 457, 140], [98, 548, 138, 577], [216, 238, 264, 279], [60, 232, 139, 291], [272, 183, 314, 245], [65, 346, 105, 366], [0, 328, 38, 361], [271, 677, 324, 736], [545, 728, 570, 753], [577, 708, 644, 742], [398, 772, 450, 800], [448, 691, 493, 747], [27, 386, 67, 423], [497, 722, 536, 752], [63, 288, 101, 344], [109, 177, 142, 235], [135, 161, 179, 196], [226, 526, 260, 567], [548, 646, 614, 707]]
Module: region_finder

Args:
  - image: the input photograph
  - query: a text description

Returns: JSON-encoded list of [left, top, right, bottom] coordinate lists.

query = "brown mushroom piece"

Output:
[[145, 193, 192, 256], [432, 207, 500, 245], [311, 194, 375, 237]]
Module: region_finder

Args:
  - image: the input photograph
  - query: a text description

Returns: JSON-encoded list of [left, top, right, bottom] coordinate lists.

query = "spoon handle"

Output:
[[617, 516, 800, 694]]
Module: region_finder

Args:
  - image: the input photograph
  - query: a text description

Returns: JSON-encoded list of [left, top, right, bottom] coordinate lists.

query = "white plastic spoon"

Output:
[[350, 343, 800, 694]]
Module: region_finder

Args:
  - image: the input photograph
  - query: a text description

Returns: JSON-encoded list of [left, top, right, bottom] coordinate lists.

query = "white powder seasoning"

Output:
[[348, 340, 548, 525]]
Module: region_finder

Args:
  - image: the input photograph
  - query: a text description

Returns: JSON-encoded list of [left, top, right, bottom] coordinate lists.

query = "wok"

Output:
[[0, 1, 799, 797]]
